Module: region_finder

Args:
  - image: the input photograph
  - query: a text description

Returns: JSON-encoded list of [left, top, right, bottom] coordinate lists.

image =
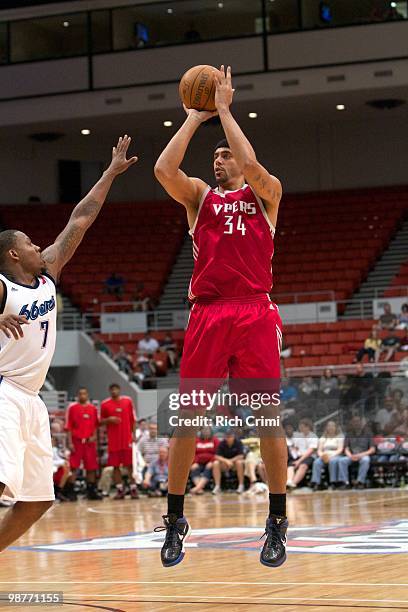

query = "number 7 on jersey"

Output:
[[40, 320, 49, 349]]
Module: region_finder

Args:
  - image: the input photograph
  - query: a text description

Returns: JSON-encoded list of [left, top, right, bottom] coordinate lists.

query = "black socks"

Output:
[[167, 493, 184, 518], [269, 493, 286, 518]]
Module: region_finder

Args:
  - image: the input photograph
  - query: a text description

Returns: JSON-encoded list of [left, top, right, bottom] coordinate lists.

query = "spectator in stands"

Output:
[[284, 420, 299, 486], [391, 408, 408, 436], [286, 418, 318, 489], [137, 332, 159, 356], [138, 422, 168, 468], [374, 397, 395, 433], [338, 415, 375, 489], [189, 427, 219, 495], [299, 376, 318, 399], [380, 332, 401, 362], [135, 353, 157, 389], [65, 387, 102, 500], [105, 272, 125, 299], [319, 368, 338, 396], [114, 345, 134, 377], [160, 333, 178, 370], [100, 383, 139, 500], [212, 430, 245, 494], [355, 327, 382, 363], [134, 418, 149, 443], [378, 303, 398, 331], [132, 287, 152, 312], [397, 303, 408, 329], [242, 436, 267, 492], [280, 378, 298, 403], [391, 388, 407, 411], [94, 338, 113, 358], [142, 446, 169, 496], [310, 420, 344, 490]]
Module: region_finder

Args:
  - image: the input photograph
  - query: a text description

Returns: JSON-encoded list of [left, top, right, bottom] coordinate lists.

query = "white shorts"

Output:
[[0, 379, 55, 502]]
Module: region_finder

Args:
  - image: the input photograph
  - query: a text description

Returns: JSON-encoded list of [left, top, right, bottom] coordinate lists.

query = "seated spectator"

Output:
[[299, 376, 318, 400], [105, 272, 125, 299], [319, 368, 338, 396], [134, 353, 157, 389], [114, 345, 134, 376], [242, 437, 267, 491], [391, 408, 408, 436], [284, 420, 299, 486], [391, 388, 407, 411], [374, 397, 395, 434], [212, 430, 245, 494], [355, 327, 382, 363], [132, 287, 152, 312], [337, 416, 375, 489], [310, 420, 344, 490], [287, 419, 318, 489], [160, 333, 178, 370], [94, 338, 113, 358], [138, 332, 159, 356], [134, 418, 149, 443], [280, 379, 298, 403], [189, 427, 219, 495], [142, 446, 169, 496], [397, 303, 408, 330], [380, 332, 401, 362], [137, 422, 168, 469], [378, 303, 398, 331]]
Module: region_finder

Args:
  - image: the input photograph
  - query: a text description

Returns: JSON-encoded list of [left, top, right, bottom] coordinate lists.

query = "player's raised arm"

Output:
[[42, 135, 138, 280], [214, 66, 282, 227], [154, 107, 214, 215]]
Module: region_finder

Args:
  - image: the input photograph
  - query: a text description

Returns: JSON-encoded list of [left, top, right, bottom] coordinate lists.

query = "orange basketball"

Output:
[[179, 65, 218, 112]]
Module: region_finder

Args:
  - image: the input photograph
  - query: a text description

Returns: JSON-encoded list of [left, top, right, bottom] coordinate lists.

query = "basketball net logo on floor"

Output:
[[13, 521, 408, 555]]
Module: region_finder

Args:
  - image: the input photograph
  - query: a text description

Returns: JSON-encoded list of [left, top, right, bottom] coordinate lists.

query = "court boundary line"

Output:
[[1, 581, 408, 587]]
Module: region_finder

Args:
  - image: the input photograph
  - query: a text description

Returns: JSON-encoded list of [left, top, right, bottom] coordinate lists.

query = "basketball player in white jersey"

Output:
[[0, 135, 137, 551]]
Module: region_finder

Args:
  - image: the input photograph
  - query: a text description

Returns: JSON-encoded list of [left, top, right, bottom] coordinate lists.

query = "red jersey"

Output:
[[188, 183, 274, 301], [194, 436, 219, 464], [66, 402, 98, 440], [100, 396, 136, 452]]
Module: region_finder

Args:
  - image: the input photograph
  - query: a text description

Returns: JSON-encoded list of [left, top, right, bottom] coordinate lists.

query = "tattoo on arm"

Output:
[[71, 198, 101, 225]]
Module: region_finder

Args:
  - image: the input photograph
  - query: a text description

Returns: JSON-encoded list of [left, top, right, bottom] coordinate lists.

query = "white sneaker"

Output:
[[286, 480, 297, 489], [212, 485, 221, 495], [236, 484, 245, 494]]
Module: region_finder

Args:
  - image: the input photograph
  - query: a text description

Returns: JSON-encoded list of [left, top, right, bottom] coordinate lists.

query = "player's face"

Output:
[[213, 148, 243, 185], [110, 385, 120, 399], [13, 232, 45, 275], [78, 389, 89, 404]]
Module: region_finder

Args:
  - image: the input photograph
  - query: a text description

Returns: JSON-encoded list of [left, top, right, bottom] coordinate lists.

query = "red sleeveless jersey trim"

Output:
[[188, 183, 274, 302]]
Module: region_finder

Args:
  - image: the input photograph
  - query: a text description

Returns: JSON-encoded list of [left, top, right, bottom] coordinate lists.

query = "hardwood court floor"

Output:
[[1, 488, 408, 611]]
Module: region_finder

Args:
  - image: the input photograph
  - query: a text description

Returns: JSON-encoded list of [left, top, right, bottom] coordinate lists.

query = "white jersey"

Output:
[[0, 273, 57, 395]]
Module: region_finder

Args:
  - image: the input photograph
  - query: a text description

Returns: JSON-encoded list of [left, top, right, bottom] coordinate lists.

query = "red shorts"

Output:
[[70, 439, 99, 470], [181, 296, 282, 383], [53, 466, 65, 484], [107, 448, 133, 467]]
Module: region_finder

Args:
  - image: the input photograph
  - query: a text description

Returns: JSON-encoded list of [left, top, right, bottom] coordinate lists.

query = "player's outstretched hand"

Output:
[[215, 65, 234, 112], [183, 104, 218, 124], [0, 314, 30, 340], [108, 135, 138, 176]]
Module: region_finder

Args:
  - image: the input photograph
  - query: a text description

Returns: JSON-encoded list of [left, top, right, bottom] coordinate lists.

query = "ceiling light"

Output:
[[62, 21, 70, 27], [163, 121, 173, 127], [390, 2, 397, 7], [167, 8, 173, 14], [81, 129, 91, 135], [336, 104, 345, 111], [218, 2, 224, 7], [248, 112, 258, 119]]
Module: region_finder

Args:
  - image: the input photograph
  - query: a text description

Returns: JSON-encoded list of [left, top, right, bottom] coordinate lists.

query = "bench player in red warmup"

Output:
[[154, 66, 287, 568]]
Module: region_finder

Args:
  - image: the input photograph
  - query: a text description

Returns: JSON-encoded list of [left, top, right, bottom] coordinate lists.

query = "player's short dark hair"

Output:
[[0, 229, 19, 266], [214, 139, 230, 152], [109, 383, 121, 390]]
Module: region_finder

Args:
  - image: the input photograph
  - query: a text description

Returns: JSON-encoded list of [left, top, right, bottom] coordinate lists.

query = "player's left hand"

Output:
[[107, 135, 138, 176], [215, 65, 234, 111]]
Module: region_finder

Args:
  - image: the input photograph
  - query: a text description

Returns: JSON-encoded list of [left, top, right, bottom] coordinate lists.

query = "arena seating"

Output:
[[272, 186, 408, 304], [0, 201, 187, 311], [94, 321, 407, 371], [384, 259, 408, 298]]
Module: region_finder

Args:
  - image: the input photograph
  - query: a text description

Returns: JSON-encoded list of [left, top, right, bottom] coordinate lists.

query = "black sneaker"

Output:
[[260, 515, 288, 568], [154, 514, 191, 567]]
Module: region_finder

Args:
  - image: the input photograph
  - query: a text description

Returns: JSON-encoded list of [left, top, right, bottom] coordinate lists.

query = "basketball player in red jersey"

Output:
[[154, 66, 287, 568]]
